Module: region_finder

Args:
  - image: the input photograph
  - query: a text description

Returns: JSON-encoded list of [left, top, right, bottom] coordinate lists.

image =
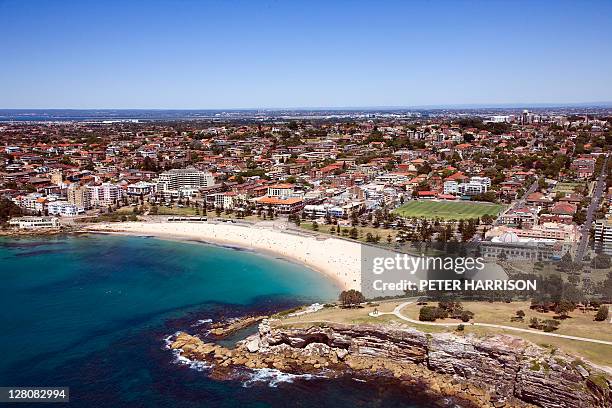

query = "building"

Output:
[[88, 183, 122, 208], [594, 216, 612, 255], [498, 207, 538, 227], [486, 223, 580, 243], [443, 176, 490, 196], [303, 203, 349, 218], [570, 157, 596, 179], [481, 231, 570, 261], [50, 169, 63, 185], [209, 192, 238, 210], [266, 183, 297, 198], [157, 168, 215, 191], [47, 201, 85, 216], [127, 181, 156, 196], [9, 216, 60, 229], [67, 184, 91, 209], [254, 196, 304, 214]]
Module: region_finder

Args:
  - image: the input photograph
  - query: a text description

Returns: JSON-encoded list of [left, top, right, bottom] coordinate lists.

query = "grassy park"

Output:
[[394, 200, 504, 220], [275, 299, 612, 366]]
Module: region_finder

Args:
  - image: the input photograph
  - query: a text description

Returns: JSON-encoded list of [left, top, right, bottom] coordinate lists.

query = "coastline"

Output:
[[84, 221, 362, 292]]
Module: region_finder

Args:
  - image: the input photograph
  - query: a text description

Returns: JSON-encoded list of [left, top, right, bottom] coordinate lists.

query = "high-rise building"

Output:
[[594, 216, 612, 256], [87, 183, 122, 207], [67, 184, 91, 209], [157, 168, 215, 192]]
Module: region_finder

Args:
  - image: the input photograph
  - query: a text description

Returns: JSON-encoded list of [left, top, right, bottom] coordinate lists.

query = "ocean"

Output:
[[0, 234, 437, 407]]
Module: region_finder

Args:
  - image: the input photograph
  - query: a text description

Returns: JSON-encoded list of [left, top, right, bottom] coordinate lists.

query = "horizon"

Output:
[[1, 101, 612, 111], [1, 0, 611, 109]]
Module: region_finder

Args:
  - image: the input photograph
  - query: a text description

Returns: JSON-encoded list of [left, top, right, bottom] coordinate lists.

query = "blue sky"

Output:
[[1, 0, 611, 109]]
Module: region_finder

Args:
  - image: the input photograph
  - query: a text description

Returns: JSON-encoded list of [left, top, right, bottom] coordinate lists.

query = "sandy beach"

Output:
[[85, 221, 363, 291]]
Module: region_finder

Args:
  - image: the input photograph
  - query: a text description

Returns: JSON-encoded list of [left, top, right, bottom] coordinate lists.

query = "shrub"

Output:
[[543, 319, 560, 332], [460, 311, 474, 322], [595, 305, 609, 321], [529, 317, 541, 329], [339, 289, 365, 307], [419, 306, 440, 322]]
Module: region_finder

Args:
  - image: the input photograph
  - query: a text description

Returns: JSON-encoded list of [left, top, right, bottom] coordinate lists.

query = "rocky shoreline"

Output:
[[0, 227, 67, 237], [170, 320, 611, 408]]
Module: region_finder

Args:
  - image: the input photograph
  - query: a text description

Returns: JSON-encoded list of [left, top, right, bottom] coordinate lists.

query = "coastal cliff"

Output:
[[170, 321, 611, 408]]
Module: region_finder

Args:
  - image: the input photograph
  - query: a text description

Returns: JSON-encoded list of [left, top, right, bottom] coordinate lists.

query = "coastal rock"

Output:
[[169, 323, 610, 408], [245, 337, 260, 353], [209, 315, 266, 338]]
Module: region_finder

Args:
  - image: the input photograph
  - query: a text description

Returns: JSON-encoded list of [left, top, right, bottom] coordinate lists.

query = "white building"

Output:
[[594, 216, 612, 255], [267, 183, 297, 198], [303, 204, 345, 218], [47, 201, 85, 216], [88, 183, 122, 207], [443, 181, 459, 195], [9, 216, 60, 229], [157, 168, 214, 196], [127, 181, 156, 196], [444, 177, 490, 196], [209, 192, 239, 209], [374, 173, 410, 186]]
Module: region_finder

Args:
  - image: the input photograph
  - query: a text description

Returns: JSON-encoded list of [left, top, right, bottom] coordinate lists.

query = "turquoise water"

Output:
[[0, 235, 435, 407]]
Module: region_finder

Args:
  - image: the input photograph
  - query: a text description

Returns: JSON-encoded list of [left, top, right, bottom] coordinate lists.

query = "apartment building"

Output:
[[88, 183, 122, 207], [443, 176, 491, 196], [157, 168, 214, 193], [47, 201, 85, 216], [594, 216, 612, 255]]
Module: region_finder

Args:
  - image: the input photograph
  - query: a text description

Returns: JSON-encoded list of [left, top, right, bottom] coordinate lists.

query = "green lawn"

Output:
[[394, 200, 504, 220]]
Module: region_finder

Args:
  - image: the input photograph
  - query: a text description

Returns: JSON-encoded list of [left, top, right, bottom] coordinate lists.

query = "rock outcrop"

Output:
[[170, 321, 611, 408]]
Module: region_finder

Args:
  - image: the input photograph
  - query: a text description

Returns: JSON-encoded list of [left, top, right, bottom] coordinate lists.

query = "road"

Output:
[[575, 154, 610, 262], [494, 177, 539, 226], [372, 300, 612, 347]]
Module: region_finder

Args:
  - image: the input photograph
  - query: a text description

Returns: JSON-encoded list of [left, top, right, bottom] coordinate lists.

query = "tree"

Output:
[[554, 300, 575, 319], [350, 227, 359, 240], [543, 319, 560, 332], [591, 253, 611, 269], [419, 306, 440, 322], [529, 317, 541, 329], [339, 290, 365, 307], [312, 221, 319, 231], [460, 311, 474, 322], [594, 305, 609, 322], [0, 198, 22, 224]]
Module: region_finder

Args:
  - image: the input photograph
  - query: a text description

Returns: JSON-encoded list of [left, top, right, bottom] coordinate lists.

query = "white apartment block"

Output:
[[157, 168, 215, 192], [209, 192, 238, 209], [47, 201, 85, 216], [444, 177, 491, 196], [374, 173, 410, 186], [88, 183, 122, 207], [594, 216, 612, 256], [127, 181, 156, 196]]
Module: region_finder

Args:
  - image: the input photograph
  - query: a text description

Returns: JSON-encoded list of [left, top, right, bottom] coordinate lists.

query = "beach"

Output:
[[85, 221, 363, 292]]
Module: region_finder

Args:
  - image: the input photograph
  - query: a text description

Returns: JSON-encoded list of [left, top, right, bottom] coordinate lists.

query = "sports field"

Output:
[[394, 200, 504, 220]]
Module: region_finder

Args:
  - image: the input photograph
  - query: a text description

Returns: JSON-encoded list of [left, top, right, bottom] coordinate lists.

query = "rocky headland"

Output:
[[170, 320, 611, 408]]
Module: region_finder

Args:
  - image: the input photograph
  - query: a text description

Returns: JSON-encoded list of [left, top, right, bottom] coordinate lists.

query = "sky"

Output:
[[1, 0, 611, 109]]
